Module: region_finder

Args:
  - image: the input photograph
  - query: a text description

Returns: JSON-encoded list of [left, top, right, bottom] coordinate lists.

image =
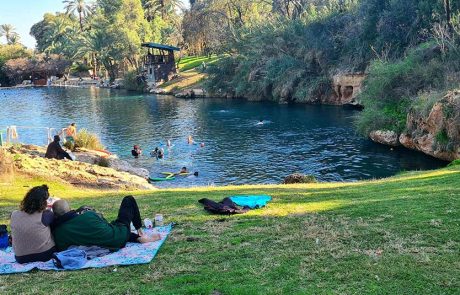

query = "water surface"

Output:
[[0, 87, 446, 187]]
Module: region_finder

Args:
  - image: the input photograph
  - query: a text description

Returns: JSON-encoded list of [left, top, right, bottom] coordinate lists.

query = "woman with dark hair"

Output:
[[10, 185, 56, 263]]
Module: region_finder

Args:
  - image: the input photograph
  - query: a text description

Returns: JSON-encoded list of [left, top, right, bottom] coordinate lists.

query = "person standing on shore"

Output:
[[65, 123, 77, 144]]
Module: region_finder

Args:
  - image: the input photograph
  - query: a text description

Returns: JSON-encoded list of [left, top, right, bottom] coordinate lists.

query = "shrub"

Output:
[[123, 70, 146, 92], [283, 173, 317, 184], [75, 129, 105, 150], [94, 156, 110, 167], [355, 44, 446, 135]]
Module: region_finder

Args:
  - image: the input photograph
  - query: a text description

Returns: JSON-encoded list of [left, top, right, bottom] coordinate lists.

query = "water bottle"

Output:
[[154, 214, 164, 226]]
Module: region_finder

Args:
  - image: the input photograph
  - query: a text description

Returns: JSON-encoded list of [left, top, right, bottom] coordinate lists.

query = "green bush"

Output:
[[75, 129, 105, 150], [94, 156, 110, 167], [283, 173, 318, 184], [355, 44, 447, 135], [123, 70, 146, 92]]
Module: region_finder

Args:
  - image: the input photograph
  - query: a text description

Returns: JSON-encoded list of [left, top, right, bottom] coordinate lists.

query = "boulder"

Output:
[[283, 173, 317, 184], [399, 90, 460, 161], [175, 88, 206, 98], [369, 130, 400, 147]]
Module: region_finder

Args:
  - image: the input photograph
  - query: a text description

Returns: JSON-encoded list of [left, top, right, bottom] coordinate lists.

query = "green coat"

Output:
[[53, 211, 130, 251]]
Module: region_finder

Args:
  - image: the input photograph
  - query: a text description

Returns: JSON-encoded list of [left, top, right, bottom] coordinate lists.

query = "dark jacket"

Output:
[[198, 197, 249, 215], [52, 211, 130, 251], [45, 141, 72, 160]]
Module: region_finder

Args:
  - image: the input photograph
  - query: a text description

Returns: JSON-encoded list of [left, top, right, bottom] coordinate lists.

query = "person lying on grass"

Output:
[[51, 196, 161, 251]]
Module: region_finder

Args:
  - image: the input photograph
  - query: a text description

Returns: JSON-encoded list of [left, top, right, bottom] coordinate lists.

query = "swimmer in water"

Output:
[[200, 142, 205, 148], [257, 119, 264, 125], [187, 135, 194, 144], [131, 145, 142, 158], [180, 166, 188, 174], [150, 147, 159, 158], [167, 139, 172, 147], [158, 148, 164, 159]]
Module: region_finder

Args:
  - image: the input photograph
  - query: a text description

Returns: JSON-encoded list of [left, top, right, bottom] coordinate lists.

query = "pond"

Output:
[[0, 87, 447, 187]]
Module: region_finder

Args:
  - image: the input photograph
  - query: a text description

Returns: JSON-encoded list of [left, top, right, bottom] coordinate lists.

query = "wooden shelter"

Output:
[[141, 42, 180, 84]]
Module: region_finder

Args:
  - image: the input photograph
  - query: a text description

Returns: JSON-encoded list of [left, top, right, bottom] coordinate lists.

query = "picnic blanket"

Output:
[[0, 224, 172, 275]]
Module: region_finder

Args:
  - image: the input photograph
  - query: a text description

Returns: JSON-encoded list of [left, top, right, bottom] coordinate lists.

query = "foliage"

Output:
[[123, 70, 146, 92], [0, 44, 32, 86], [355, 44, 452, 135], [94, 156, 110, 167], [1, 166, 460, 293], [282, 173, 317, 184], [0, 24, 19, 45], [3, 54, 71, 85], [74, 128, 105, 150]]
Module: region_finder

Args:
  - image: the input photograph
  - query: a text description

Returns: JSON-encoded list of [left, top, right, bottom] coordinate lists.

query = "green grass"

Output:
[[178, 55, 221, 72], [1, 167, 459, 294]]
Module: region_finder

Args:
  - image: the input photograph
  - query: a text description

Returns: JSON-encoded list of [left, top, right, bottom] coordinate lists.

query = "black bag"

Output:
[[0, 225, 7, 235]]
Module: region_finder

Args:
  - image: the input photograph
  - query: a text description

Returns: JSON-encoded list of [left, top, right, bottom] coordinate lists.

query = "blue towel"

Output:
[[229, 195, 272, 209], [53, 249, 87, 270]]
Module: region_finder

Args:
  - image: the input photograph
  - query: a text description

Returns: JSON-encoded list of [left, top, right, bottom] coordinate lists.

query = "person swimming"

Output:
[[158, 148, 164, 159], [180, 167, 188, 174], [150, 147, 164, 159], [131, 145, 142, 158], [187, 135, 194, 144], [256, 119, 264, 125], [167, 139, 172, 147]]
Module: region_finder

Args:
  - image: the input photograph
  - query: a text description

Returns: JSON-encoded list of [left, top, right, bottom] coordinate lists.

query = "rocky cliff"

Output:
[[325, 74, 366, 105], [370, 90, 460, 161], [399, 90, 460, 161]]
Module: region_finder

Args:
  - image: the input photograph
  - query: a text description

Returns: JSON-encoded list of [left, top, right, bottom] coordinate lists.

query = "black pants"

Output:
[[114, 196, 142, 242]]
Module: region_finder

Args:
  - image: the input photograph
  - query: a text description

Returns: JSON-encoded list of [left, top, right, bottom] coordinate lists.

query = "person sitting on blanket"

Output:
[[51, 196, 161, 251], [10, 185, 57, 263]]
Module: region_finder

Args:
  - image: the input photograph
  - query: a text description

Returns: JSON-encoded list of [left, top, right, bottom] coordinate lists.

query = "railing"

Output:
[[0, 126, 62, 146]]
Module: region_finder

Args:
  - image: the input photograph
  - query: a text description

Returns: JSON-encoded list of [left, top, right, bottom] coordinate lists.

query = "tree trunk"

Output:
[[79, 11, 84, 31], [444, 0, 453, 33]]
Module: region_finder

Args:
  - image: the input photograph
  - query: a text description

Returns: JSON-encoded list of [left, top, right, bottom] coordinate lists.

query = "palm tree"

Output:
[[63, 0, 93, 31], [8, 34, 21, 45], [43, 16, 74, 54], [0, 24, 18, 44], [143, 0, 184, 21]]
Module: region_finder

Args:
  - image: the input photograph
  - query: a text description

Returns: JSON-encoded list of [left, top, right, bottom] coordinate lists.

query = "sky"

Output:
[[0, 0, 66, 48], [0, 0, 190, 49]]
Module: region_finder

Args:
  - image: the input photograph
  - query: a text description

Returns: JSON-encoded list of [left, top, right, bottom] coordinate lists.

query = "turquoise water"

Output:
[[0, 87, 446, 187]]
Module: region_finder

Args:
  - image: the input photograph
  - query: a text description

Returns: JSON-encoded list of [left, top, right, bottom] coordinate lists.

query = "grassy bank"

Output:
[[159, 56, 220, 93], [0, 166, 459, 294]]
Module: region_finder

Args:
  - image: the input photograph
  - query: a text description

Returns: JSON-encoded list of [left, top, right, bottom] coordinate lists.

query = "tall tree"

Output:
[[444, 0, 453, 33], [0, 24, 18, 44], [63, 0, 93, 31]]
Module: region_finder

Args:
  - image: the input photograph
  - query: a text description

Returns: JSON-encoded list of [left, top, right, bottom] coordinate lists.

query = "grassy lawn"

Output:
[[158, 56, 221, 92], [0, 166, 459, 294], [178, 55, 221, 72]]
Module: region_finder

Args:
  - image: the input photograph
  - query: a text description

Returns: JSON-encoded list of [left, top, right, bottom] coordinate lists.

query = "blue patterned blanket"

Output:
[[0, 224, 172, 275]]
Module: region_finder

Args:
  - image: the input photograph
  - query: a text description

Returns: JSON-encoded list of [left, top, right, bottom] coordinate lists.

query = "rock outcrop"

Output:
[[399, 90, 460, 161], [175, 88, 206, 98], [369, 130, 400, 147], [324, 73, 366, 105], [7, 145, 154, 190]]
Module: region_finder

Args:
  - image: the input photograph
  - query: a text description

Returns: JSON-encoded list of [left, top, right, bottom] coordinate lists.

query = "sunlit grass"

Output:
[[0, 165, 459, 294]]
